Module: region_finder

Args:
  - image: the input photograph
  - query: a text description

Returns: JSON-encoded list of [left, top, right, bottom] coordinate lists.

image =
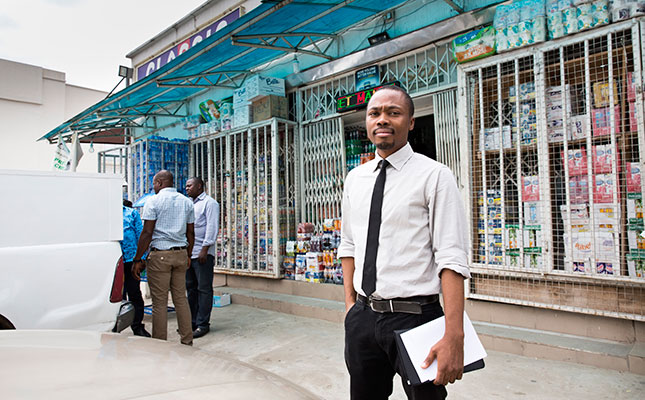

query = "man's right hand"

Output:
[[132, 261, 144, 281], [345, 301, 355, 316]]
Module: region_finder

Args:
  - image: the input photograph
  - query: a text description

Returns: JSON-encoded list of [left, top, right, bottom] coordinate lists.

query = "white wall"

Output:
[[0, 58, 112, 173]]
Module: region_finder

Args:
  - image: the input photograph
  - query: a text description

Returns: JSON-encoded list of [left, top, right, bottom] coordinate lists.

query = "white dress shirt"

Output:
[[141, 187, 195, 250], [337, 142, 471, 299], [191, 191, 220, 258]]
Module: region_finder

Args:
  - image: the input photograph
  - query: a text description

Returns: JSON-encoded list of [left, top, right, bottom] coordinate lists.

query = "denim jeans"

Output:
[[186, 255, 214, 329]]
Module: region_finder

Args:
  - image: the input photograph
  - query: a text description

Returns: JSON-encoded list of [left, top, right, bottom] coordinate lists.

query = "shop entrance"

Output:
[[409, 114, 436, 160]]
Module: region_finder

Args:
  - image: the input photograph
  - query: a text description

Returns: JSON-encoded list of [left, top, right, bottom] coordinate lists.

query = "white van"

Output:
[[0, 170, 133, 331]]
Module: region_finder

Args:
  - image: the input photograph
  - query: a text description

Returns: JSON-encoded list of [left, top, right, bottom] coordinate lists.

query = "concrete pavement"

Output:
[[129, 304, 644, 399]]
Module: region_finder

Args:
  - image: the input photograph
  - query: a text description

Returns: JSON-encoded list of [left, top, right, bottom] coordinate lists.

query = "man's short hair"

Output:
[[374, 85, 415, 117], [189, 177, 204, 190], [123, 199, 133, 208]]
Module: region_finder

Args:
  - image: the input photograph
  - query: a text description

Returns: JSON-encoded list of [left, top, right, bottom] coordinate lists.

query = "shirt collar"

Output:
[[373, 142, 413, 171], [159, 187, 177, 194], [193, 191, 206, 203]]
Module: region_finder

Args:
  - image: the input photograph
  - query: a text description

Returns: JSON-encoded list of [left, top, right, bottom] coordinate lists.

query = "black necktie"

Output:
[[362, 159, 389, 297]]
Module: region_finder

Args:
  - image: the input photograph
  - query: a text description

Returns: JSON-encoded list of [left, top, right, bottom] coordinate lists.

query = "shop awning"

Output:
[[40, 0, 413, 143]]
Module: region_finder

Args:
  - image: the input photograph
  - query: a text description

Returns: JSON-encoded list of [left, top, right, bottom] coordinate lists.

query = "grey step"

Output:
[[214, 286, 645, 375]]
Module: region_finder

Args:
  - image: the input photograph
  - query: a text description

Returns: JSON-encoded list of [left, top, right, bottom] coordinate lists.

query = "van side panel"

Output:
[[0, 170, 123, 248], [0, 242, 123, 330]]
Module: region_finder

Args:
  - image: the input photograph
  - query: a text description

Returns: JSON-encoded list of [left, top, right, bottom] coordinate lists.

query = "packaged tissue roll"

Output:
[[452, 26, 496, 63]]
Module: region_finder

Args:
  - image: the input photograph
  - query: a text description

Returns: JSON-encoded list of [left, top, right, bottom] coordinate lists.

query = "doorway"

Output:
[[409, 114, 436, 160]]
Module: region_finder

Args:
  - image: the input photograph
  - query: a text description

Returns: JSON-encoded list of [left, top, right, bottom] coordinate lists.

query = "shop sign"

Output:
[[355, 65, 380, 91], [336, 81, 399, 113], [136, 8, 241, 80]]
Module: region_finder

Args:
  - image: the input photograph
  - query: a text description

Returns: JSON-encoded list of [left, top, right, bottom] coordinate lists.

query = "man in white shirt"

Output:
[[132, 170, 195, 346], [338, 86, 470, 399], [185, 177, 220, 338]]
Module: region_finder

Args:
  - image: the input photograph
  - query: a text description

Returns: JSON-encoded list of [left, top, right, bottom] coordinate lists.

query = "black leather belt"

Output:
[[151, 246, 187, 251], [357, 293, 439, 315]]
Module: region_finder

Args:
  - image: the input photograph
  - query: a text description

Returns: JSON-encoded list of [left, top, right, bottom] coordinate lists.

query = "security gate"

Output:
[[190, 118, 297, 278], [432, 89, 462, 187], [299, 116, 346, 229]]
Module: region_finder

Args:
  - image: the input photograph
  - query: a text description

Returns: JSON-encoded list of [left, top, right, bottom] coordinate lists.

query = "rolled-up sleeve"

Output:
[[430, 167, 471, 280], [337, 174, 355, 258], [141, 198, 157, 221], [203, 200, 219, 247]]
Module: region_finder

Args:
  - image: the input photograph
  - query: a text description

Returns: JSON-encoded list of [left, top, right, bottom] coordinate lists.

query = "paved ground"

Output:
[[126, 304, 645, 399]]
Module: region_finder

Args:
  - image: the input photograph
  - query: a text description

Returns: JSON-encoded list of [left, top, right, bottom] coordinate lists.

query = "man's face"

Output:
[[185, 179, 201, 199], [365, 89, 415, 158]]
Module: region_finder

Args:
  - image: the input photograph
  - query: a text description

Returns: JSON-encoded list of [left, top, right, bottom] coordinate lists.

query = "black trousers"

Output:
[[122, 261, 145, 330], [186, 255, 214, 330], [344, 298, 447, 400]]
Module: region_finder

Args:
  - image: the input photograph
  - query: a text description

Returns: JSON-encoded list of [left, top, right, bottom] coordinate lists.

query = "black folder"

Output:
[[394, 328, 485, 386]]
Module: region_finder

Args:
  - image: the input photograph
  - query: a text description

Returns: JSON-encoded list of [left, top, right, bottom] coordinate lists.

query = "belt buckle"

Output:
[[368, 297, 394, 313]]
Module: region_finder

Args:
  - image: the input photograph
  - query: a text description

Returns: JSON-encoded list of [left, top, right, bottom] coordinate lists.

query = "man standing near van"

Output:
[[338, 86, 470, 399], [120, 199, 150, 337], [132, 170, 195, 346], [185, 177, 219, 338]]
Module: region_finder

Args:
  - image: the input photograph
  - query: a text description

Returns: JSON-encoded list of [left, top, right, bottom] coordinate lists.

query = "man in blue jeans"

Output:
[[185, 177, 220, 338]]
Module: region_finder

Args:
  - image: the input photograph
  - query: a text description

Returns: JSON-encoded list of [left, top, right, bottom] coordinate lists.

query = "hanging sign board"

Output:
[[355, 65, 380, 91], [336, 81, 399, 113], [135, 8, 241, 80]]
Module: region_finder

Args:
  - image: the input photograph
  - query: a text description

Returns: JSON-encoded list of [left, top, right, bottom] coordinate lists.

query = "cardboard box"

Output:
[[232, 105, 253, 128], [245, 75, 285, 101], [592, 106, 621, 137], [570, 115, 588, 140], [629, 101, 639, 133], [628, 258, 645, 278], [213, 293, 231, 307], [627, 196, 643, 219], [522, 175, 539, 201], [593, 173, 617, 203], [593, 203, 620, 226], [233, 87, 248, 106], [562, 147, 588, 176], [626, 162, 642, 193], [524, 201, 541, 225], [592, 144, 620, 174], [568, 175, 589, 204], [561, 203, 589, 225], [253, 95, 288, 122], [626, 72, 637, 102], [592, 80, 618, 108], [523, 226, 543, 248]]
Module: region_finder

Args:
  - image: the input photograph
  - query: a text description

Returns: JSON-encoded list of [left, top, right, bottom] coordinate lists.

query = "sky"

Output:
[[0, 0, 207, 92]]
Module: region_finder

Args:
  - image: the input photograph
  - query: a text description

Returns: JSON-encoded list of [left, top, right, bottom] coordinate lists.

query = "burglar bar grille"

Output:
[[461, 20, 645, 320], [190, 119, 297, 278]]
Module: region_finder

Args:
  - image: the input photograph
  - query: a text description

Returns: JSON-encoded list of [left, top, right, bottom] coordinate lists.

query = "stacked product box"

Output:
[[286, 220, 342, 283], [494, 0, 547, 52], [523, 200, 544, 268], [626, 72, 639, 134], [626, 162, 645, 278], [477, 190, 503, 265], [611, 0, 645, 21], [479, 126, 514, 151], [546, 0, 610, 40], [131, 136, 190, 202], [545, 85, 573, 142], [510, 82, 537, 145], [562, 202, 620, 274], [233, 75, 286, 129]]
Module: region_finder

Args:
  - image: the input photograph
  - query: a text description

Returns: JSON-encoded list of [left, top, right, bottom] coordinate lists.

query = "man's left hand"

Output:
[[421, 333, 464, 386], [198, 247, 209, 264]]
